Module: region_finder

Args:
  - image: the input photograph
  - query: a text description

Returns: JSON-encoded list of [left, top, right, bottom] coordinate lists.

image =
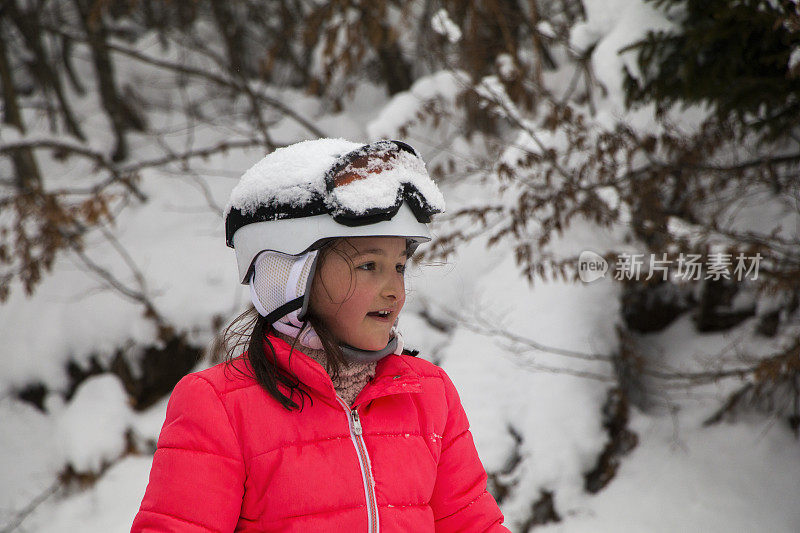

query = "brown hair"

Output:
[[213, 238, 403, 411]]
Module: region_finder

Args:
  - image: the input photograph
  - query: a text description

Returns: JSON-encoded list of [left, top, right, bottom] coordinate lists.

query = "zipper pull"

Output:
[[351, 409, 363, 436]]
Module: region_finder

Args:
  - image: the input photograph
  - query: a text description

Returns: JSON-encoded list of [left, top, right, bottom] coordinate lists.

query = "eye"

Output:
[[396, 263, 406, 274], [357, 261, 376, 271]]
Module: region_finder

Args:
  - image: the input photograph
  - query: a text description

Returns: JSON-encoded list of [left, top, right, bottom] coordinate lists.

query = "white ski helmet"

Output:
[[224, 138, 445, 359]]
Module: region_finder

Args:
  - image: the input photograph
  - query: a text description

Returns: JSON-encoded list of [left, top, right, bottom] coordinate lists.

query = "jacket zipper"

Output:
[[337, 396, 379, 533]]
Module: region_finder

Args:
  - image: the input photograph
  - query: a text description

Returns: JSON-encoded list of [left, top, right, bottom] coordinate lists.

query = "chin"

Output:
[[360, 341, 388, 351], [351, 335, 390, 351]]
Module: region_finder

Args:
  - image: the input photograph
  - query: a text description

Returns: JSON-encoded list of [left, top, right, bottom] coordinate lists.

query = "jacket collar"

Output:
[[265, 334, 422, 408]]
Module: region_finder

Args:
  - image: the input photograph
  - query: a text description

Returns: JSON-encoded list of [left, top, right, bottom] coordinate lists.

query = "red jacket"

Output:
[[132, 334, 509, 532]]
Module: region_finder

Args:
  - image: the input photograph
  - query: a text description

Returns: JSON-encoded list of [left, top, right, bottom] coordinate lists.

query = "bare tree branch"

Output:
[[37, 25, 327, 141], [0, 480, 61, 533]]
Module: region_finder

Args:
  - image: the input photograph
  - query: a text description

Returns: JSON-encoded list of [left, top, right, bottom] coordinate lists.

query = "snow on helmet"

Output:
[[224, 138, 445, 359]]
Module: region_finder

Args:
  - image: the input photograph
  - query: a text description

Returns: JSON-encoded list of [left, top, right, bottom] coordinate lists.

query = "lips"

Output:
[[366, 308, 394, 321]]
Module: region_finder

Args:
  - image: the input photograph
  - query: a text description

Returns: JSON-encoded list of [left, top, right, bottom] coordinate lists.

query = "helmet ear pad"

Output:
[[249, 250, 318, 329]]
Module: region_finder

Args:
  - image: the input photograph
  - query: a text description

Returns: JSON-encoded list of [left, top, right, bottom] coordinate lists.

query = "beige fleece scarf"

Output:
[[272, 331, 377, 406]]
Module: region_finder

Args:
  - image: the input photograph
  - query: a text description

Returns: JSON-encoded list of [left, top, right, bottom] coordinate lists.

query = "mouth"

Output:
[[366, 308, 394, 322]]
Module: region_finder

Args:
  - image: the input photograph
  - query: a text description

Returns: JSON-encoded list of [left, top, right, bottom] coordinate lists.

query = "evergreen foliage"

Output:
[[623, 0, 800, 138]]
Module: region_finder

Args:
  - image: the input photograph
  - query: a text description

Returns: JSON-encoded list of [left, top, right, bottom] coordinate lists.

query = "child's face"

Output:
[[310, 237, 408, 351]]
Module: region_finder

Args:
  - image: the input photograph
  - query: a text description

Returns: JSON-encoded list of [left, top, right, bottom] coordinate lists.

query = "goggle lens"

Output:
[[326, 142, 443, 225]]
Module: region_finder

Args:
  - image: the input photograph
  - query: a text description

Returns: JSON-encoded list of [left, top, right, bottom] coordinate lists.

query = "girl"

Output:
[[132, 139, 510, 532]]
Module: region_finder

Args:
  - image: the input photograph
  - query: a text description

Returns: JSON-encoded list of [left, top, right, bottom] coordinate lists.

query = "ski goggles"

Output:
[[322, 140, 445, 227], [224, 139, 445, 250]]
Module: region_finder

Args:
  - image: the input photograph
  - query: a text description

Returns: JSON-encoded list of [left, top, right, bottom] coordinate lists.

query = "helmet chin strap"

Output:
[[341, 331, 403, 362], [271, 320, 404, 363]]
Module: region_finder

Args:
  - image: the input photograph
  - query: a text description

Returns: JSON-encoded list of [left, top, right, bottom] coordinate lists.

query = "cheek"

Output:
[[342, 287, 375, 317], [309, 281, 364, 326], [309, 260, 352, 311]]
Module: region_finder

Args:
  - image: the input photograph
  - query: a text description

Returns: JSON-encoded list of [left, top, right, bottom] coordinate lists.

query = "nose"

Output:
[[381, 270, 404, 300]]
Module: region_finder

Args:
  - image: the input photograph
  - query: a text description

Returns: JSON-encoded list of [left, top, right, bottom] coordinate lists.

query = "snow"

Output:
[[431, 9, 462, 44], [539, 412, 800, 533], [367, 70, 469, 140], [0, 379, 164, 530], [422, 217, 800, 531], [789, 47, 800, 72], [475, 75, 522, 121], [537, 21, 556, 39], [572, 0, 675, 111], [226, 138, 445, 219], [434, 235, 618, 517], [0, 152, 242, 391], [55, 375, 133, 474], [0, 399, 62, 528], [26, 457, 154, 533], [496, 54, 518, 81], [226, 138, 360, 216]]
